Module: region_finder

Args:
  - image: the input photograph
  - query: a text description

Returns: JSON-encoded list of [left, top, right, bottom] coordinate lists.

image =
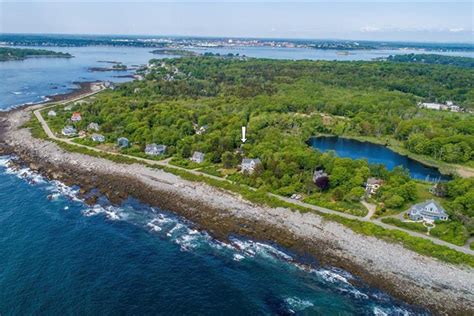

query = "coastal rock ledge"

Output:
[[1, 107, 474, 315]]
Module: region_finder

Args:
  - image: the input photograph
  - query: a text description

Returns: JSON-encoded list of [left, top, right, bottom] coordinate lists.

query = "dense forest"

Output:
[[0, 47, 72, 61], [47, 56, 474, 240], [386, 53, 474, 68]]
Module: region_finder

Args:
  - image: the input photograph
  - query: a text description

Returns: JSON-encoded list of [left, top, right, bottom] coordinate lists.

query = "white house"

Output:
[[145, 144, 167, 156], [408, 200, 448, 223], [91, 133, 105, 142], [241, 158, 261, 174], [190, 151, 205, 163], [47, 110, 57, 117], [71, 112, 82, 122], [62, 126, 77, 137], [87, 122, 100, 131], [365, 178, 383, 196]]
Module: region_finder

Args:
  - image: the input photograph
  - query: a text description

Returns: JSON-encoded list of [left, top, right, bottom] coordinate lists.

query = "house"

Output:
[[78, 130, 87, 138], [195, 125, 208, 135], [71, 112, 82, 122], [365, 178, 383, 196], [117, 137, 129, 148], [190, 151, 205, 163], [241, 158, 261, 174], [61, 126, 77, 136], [91, 133, 105, 142], [47, 110, 57, 117], [418, 101, 463, 112], [145, 143, 167, 156], [313, 169, 328, 183], [87, 122, 100, 131], [408, 200, 449, 222]]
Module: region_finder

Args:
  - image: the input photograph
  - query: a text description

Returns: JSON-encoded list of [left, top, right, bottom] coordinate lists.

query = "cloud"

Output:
[[360, 26, 381, 32], [449, 27, 464, 32]]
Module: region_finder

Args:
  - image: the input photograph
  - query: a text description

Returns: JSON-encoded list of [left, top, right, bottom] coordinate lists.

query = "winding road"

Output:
[[32, 95, 474, 256]]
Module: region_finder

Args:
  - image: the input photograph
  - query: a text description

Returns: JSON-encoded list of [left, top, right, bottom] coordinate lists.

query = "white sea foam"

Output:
[[231, 239, 293, 262], [284, 296, 314, 312], [233, 254, 245, 261]]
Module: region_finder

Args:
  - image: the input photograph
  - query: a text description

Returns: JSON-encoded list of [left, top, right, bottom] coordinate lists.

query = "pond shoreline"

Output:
[[310, 134, 454, 180], [1, 105, 474, 315]]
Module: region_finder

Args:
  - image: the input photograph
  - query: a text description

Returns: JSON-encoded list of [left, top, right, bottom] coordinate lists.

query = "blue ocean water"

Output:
[[0, 156, 428, 315], [309, 137, 449, 181], [1, 45, 472, 111]]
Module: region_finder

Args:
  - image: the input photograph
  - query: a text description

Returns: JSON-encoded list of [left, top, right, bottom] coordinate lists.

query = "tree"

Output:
[[315, 175, 330, 191], [221, 151, 235, 168], [384, 194, 405, 208]]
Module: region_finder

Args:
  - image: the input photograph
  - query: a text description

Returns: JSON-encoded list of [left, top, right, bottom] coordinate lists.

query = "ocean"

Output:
[[0, 156, 428, 315], [1, 45, 472, 110], [1, 44, 460, 314]]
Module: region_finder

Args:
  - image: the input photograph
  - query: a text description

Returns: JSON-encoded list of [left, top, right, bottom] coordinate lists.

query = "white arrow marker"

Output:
[[241, 126, 247, 143]]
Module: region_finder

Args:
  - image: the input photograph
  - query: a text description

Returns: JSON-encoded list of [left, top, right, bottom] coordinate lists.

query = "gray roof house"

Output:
[[241, 158, 261, 174], [91, 133, 105, 142], [61, 125, 77, 137], [190, 151, 205, 163], [145, 143, 167, 156], [87, 122, 100, 131], [408, 200, 448, 222], [117, 137, 129, 148]]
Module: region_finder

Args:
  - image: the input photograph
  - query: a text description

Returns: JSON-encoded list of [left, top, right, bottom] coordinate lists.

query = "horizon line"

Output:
[[1, 32, 473, 45]]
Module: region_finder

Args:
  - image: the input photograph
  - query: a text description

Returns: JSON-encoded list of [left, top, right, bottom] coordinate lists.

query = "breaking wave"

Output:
[[0, 155, 426, 315]]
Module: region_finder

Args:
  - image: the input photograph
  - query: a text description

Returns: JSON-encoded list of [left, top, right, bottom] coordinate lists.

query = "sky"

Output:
[[0, 1, 473, 43]]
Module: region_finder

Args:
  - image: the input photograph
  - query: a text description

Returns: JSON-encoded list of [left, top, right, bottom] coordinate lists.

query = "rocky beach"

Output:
[[1, 99, 473, 315]]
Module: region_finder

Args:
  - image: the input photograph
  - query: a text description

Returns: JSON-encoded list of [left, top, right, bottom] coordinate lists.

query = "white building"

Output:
[[408, 200, 448, 223], [145, 144, 167, 156], [190, 151, 205, 163], [47, 110, 57, 117], [241, 158, 261, 174], [62, 126, 77, 137], [91, 133, 105, 142]]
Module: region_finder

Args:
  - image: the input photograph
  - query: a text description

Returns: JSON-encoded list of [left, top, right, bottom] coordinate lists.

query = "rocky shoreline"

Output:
[[1, 105, 474, 315]]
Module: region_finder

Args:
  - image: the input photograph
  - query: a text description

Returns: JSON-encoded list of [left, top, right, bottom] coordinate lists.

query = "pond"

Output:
[[309, 136, 450, 181]]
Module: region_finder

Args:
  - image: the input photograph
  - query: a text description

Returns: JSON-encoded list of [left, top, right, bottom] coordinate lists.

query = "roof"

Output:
[[193, 151, 205, 158], [409, 200, 447, 216], [367, 178, 383, 185], [242, 158, 261, 165]]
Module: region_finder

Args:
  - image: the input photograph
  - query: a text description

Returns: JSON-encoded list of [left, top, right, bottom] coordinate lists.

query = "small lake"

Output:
[[309, 136, 449, 181]]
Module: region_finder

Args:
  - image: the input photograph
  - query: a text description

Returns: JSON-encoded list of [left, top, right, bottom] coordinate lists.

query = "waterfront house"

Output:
[[408, 200, 448, 223], [117, 137, 129, 148], [312, 169, 328, 183], [145, 144, 167, 156], [87, 122, 100, 131], [91, 133, 105, 142], [71, 112, 82, 122], [190, 151, 205, 163], [61, 126, 77, 137], [241, 158, 261, 174], [47, 110, 57, 117], [365, 178, 383, 196]]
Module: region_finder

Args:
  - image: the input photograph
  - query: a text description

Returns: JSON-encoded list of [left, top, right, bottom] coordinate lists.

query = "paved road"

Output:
[[32, 99, 474, 256]]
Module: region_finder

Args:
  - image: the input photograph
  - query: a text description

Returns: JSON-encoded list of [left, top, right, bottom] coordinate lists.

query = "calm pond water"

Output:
[[309, 136, 449, 181]]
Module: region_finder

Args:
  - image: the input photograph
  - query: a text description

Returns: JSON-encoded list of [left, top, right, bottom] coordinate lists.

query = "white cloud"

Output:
[[449, 27, 464, 32], [360, 26, 381, 32]]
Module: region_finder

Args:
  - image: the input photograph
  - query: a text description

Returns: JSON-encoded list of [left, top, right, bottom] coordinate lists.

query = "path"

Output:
[[31, 99, 474, 256], [361, 200, 377, 220]]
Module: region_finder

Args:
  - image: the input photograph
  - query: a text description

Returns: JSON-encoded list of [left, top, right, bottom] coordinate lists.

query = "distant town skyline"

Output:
[[1, 1, 473, 43]]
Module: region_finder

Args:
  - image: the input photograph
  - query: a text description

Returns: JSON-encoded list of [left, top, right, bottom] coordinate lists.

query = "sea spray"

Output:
[[0, 155, 428, 315]]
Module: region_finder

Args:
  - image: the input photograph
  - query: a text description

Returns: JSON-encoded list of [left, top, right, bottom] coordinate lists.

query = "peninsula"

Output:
[[0, 47, 72, 62], [1, 54, 473, 314]]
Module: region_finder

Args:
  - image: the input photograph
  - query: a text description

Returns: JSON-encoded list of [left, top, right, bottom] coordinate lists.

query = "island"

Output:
[[0, 47, 72, 61], [150, 49, 198, 57]]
